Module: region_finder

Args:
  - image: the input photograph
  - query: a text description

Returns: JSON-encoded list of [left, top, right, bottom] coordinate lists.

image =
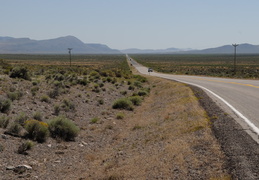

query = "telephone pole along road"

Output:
[[128, 55, 259, 143]]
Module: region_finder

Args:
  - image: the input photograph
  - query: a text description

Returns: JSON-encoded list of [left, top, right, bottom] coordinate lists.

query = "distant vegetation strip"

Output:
[[131, 54, 259, 79]]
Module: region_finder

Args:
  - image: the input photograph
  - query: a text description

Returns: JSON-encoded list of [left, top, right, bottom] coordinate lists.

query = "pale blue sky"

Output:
[[1, 0, 259, 49]]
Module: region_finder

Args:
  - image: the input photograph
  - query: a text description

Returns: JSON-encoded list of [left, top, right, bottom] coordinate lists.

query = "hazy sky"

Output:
[[1, 0, 259, 50]]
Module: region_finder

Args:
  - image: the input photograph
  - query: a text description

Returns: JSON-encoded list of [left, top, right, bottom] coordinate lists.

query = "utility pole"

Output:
[[68, 48, 73, 67], [232, 44, 238, 74]]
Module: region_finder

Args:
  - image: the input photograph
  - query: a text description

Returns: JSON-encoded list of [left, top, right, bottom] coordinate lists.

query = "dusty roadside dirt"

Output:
[[191, 85, 259, 180], [1, 74, 232, 180]]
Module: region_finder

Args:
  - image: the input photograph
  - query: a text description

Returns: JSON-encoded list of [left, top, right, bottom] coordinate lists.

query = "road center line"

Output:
[[188, 77, 259, 88]]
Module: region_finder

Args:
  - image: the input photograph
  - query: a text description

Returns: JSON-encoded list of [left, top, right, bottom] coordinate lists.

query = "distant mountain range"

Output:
[[121, 48, 193, 54], [0, 36, 120, 54], [122, 44, 259, 54], [0, 36, 259, 54]]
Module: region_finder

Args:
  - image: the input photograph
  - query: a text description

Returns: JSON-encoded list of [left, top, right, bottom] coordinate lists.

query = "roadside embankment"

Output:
[[84, 76, 230, 179], [191, 85, 259, 180]]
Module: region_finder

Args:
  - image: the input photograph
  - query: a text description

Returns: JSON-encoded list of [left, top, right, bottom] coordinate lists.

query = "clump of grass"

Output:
[[90, 117, 99, 124], [24, 119, 49, 143], [33, 111, 43, 121], [7, 91, 23, 101], [0, 115, 9, 128], [129, 96, 142, 106], [116, 112, 125, 120], [15, 112, 28, 126], [138, 90, 149, 96], [54, 104, 60, 115], [17, 140, 34, 155], [98, 99, 104, 105], [128, 85, 135, 90], [31, 86, 39, 96], [40, 95, 50, 103], [0, 97, 11, 113], [132, 125, 143, 131], [6, 122, 23, 136], [133, 75, 147, 83], [61, 99, 75, 111], [89, 70, 100, 79], [92, 83, 100, 93], [133, 81, 142, 88], [32, 81, 38, 86], [120, 90, 127, 95], [77, 78, 88, 86], [48, 87, 60, 98], [112, 98, 134, 111], [48, 116, 79, 141]]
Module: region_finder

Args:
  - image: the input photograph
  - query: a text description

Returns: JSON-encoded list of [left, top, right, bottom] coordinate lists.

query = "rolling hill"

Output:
[[192, 43, 259, 54], [122, 44, 259, 54], [0, 36, 121, 54]]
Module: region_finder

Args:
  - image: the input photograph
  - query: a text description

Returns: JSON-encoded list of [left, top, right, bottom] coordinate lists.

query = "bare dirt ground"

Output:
[[0, 72, 231, 180]]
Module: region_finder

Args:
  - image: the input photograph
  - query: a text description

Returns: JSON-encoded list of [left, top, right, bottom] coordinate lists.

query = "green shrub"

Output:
[[0, 115, 9, 128], [7, 91, 23, 101], [0, 97, 11, 113], [77, 78, 88, 86], [48, 116, 80, 141], [120, 90, 127, 95], [48, 87, 60, 98], [138, 90, 148, 96], [133, 81, 142, 88], [55, 73, 65, 81], [111, 78, 117, 84], [61, 99, 75, 111], [89, 70, 100, 79], [32, 81, 38, 86], [133, 75, 147, 83], [6, 122, 23, 136], [128, 85, 135, 90], [17, 140, 34, 154], [9, 66, 31, 80], [129, 96, 142, 106], [15, 112, 28, 126], [24, 119, 49, 143], [106, 76, 112, 82], [116, 112, 125, 119], [33, 111, 43, 121], [112, 98, 134, 111]]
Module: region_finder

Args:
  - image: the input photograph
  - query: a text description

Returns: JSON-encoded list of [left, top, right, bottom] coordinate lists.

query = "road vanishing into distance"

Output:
[[127, 55, 259, 143]]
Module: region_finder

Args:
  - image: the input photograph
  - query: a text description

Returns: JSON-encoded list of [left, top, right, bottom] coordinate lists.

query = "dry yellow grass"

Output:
[[82, 76, 230, 179]]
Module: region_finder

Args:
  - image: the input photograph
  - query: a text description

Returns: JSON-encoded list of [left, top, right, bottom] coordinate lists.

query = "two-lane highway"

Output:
[[128, 56, 259, 143]]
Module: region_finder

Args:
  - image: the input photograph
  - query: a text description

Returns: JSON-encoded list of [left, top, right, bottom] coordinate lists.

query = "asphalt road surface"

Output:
[[128, 56, 259, 143]]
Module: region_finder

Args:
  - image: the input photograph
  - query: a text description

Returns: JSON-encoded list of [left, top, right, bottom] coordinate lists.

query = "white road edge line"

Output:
[[165, 77, 259, 136], [129, 57, 259, 136]]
